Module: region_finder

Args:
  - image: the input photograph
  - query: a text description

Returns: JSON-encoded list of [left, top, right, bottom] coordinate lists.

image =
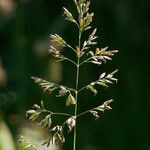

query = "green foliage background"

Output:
[[0, 0, 149, 150]]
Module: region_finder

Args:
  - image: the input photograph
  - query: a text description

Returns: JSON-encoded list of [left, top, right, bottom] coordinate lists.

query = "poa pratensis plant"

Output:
[[19, 0, 118, 149]]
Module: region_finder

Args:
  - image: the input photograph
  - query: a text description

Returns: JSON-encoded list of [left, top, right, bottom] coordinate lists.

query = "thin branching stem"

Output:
[[67, 44, 77, 53], [78, 80, 99, 93], [65, 57, 77, 66], [76, 108, 94, 118], [52, 112, 72, 117], [77, 86, 87, 93], [74, 21, 80, 28], [76, 110, 91, 118], [79, 56, 93, 66], [44, 110, 72, 117]]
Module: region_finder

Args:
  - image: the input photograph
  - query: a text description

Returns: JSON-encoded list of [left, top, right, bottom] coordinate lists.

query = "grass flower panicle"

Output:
[[19, 0, 118, 149]]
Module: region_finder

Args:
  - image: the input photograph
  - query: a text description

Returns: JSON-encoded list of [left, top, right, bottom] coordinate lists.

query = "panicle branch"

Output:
[[77, 99, 113, 119], [26, 101, 76, 146], [78, 69, 118, 95]]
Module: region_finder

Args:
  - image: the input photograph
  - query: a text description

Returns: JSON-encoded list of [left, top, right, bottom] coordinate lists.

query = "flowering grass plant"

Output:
[[19, 0, 118, 150]]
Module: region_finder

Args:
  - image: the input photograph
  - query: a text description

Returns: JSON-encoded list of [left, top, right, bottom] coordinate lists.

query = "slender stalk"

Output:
[[76, 109, 91, 118], [79, 31, 82, 49], [67, 44, 77, 53], [73, 30, 82, 150], [73, 59, 79, 150], [65, 57, 77, 66], [79, 56, 93, 66], [52, 112, 72, 116], [44, 110, 72, 117], [76, 107, 96, 118], [77, 86, 86, 93]]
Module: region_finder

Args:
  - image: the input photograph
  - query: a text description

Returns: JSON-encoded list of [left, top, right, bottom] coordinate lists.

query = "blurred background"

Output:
[[0, 0, 150, 150]]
